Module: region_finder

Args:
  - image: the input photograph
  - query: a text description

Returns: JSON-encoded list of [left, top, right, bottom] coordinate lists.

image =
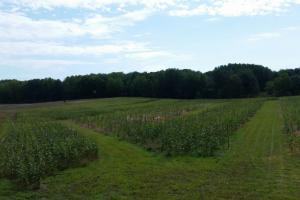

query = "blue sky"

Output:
[[0, 0, 300, 80]]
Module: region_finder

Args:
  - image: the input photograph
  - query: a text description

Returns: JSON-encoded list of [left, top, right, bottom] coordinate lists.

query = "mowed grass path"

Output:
[[202, 100, 300, 199], [0, 100, 299, 199]]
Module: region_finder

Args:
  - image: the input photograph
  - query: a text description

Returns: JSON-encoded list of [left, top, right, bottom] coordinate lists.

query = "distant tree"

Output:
[[0, 80, 23, 103], [272, 73, 292, 96], [226, 74, 243, 98], [0, 64, 299, 104], [106, 73, 125, 97], [265, 81, 275, 95], [22, 78, 62, 102], [238, 71, 260, 97], [130, 73, 151, 97], [290, 75, 300, 95], [247, 64, 273, 90]]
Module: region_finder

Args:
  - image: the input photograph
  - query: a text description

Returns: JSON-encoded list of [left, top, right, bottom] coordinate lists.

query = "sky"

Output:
[[0, 0, 300, 80]]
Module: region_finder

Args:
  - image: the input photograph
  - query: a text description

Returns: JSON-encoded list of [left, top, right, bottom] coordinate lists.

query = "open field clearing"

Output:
[[1, 1, 300, 199], [0, 98, 299, 199]]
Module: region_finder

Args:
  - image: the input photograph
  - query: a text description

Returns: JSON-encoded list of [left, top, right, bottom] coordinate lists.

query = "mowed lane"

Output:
[[204, 100, 300, 200], [1, 100, 299, 200]]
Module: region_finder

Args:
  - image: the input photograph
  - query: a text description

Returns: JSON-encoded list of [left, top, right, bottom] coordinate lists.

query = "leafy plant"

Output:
[[280, 96, 300, 152], [0, 121, 98, 189], [76, 99, 264, 156]]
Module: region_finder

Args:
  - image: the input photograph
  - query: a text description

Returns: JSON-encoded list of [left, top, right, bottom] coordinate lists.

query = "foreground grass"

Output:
[[0, 120, 217, 199], [0, 99, 299, 199], [202, 100, 300, 199]]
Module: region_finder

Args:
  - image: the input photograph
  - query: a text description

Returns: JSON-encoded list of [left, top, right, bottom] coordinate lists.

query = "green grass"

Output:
[[0, 98, 299, 199], [201, 100, 300, 199]]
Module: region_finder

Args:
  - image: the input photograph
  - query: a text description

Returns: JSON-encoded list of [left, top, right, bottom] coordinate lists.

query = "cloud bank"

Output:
[[0, 0, 300, 78]]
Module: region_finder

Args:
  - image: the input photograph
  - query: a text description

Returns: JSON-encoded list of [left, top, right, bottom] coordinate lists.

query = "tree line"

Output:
[[0, 64, 299, 103]]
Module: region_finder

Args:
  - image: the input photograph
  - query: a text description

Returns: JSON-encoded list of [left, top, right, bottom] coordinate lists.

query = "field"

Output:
[[0, 97, 299, 199]]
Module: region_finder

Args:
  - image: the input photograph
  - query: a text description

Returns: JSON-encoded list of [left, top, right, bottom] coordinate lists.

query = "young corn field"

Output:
[[0, 98, 265, 190], [280, 96, 300, 151], [0, 120, 98, 189], [32, 98, 215, 121], [76, 99, 264, 156], [1, 97, 300, 199]]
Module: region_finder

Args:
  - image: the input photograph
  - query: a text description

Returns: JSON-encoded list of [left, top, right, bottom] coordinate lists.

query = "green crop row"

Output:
[[77, 99, 264, 156], [0, 121, 98, 189], [280, 96, 300, 151], [22, 98, 216, 121]]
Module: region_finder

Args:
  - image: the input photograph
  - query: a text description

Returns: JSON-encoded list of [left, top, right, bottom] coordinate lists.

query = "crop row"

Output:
[[20, 98, 214, 121], [0, 120, 98, 189], [77, 99, 264, 156], [280, 96, 300, 152]]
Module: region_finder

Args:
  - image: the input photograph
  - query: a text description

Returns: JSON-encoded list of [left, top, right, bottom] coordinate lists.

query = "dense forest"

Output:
[[0, 64, 299, 103]]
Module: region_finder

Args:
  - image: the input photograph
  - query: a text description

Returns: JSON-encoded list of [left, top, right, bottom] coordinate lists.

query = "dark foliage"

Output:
[[0, 64, 298, 103]]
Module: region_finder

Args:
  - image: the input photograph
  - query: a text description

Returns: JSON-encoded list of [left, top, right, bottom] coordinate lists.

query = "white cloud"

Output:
[[205, 17, 221, 22], [0, 4, 176, 71], [0, 39, 177, 74], [3, 0, 180, 11], [83, 9, 152, 38], [0, 41, 160, 56], [5, 0, 300, 16], [0, 0, 300, 77], [125, 51, 174, 60], [1, 1, 299, 43], [0, 40, 177, 74], [284, 26, 300, 31], [0, 59, 95, 70], [0, 11, 82, 41], [248, 32, 281, 41], [0, 9, 152, 41], [247, 26, 300, 42], [169, 0, 300, 17]]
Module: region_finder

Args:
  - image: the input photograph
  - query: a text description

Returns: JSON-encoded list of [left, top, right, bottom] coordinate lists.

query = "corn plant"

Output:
[[76, 99, 264, 156], [0, 121, 98, 189], [280, 96, 300, 152]]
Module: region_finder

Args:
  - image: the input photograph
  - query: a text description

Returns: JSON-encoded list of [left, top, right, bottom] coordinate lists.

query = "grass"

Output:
[[0, 98, 299, 199], [201, 100, 300, 199]]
